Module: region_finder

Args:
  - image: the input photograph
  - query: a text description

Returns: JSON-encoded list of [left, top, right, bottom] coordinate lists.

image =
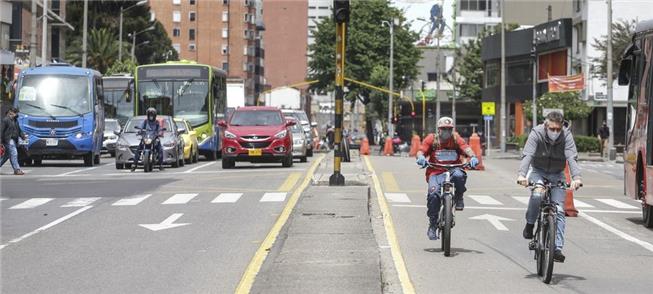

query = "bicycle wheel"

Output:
[[541, 213, 556, 284], [535, 222, 544, 276], [441, 194, 453, 257]]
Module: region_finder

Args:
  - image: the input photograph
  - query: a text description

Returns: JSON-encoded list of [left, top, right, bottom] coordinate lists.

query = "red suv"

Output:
[[219, 107, 295, 169]]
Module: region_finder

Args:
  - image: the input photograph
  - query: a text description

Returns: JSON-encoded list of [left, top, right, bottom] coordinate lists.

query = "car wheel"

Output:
[[179, 153, 185, 167], [306, 148, 313, 157], [300, 156, 307, 163], [282, 154, 293, 167], [222, 158, 234, 169], [171, 155, 179, 168], [33, 157, 43, 166], [115, 163, 124, 170], [110, 151, 116, 158], [193, 150, 199, 163]]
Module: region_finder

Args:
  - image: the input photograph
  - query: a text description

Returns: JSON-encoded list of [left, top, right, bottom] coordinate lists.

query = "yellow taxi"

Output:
[[174, 118, 199, 164]]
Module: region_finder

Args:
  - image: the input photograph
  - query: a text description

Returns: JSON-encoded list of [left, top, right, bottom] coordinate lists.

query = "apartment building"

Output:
[[263, 0, 307, 89]]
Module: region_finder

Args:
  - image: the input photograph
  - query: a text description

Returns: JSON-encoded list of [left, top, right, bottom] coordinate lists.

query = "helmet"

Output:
[[437, 116, 454, 129], [146, 107, 157, 121]]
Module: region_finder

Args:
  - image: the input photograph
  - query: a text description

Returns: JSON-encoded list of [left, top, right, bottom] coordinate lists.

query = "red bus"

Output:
[[620, 19, 653, 227]]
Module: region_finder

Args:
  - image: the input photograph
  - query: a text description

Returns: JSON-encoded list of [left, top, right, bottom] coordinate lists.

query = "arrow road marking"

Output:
[[469, 214, 514, 231], [139, 213, 190, 231]]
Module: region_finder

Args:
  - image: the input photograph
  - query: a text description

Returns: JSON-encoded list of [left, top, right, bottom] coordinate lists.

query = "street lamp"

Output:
[[119, 0, 148, 61], [382, 18, 398, 137], [130, 25, 156, 62]]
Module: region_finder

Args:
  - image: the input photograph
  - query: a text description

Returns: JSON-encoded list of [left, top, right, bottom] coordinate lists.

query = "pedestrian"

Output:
[[1, 107, 26, 175], [598, 121, 610, 157]]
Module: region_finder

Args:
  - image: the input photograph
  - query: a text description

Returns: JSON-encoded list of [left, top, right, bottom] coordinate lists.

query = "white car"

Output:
[[287, 117, 307, 162], [103, 118, 121, 157]]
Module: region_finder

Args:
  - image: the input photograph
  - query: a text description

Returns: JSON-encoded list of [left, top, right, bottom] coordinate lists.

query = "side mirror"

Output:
[[177, 127, 186, 134], [286, 120, 297, 127], [113, 130, 121, 136], [618, 57, 632, 86], [217, 120, 228, 128], [189, 130, 196, 136]]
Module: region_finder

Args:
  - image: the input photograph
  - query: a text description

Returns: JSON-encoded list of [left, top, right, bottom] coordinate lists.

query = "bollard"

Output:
[[468, 132, 485, 170], [409, 134, 421, 157], [564, 163, 578, 217], [360, 137, 370, 155], [383, 137, 394, 156]]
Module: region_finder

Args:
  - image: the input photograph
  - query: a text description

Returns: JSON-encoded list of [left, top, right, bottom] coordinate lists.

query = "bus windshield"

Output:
[[138, 79, 209, 127], [17, 75, 91, 117], [104, 89, 132, 122]]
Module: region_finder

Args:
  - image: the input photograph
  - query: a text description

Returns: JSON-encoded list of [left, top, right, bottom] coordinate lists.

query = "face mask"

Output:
[[547, 129, 561, 141], [439, 129, 453, 140], [148, 115, 154, 121]]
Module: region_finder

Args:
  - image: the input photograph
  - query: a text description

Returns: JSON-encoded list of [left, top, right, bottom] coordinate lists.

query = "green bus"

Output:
[[134, 61, 227, 160]]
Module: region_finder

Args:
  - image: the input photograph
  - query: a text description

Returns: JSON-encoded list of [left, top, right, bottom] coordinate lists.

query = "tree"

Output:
[[522, 91, 592, 122], [592, 19, 637, 82], [106, 59, 138, 76], [66, 28, 120, 74], [307, 0, 421, 121]]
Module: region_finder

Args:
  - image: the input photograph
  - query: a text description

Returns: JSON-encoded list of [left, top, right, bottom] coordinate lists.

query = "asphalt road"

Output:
[[367, 155, 653, 293], [0, 154, 320, 293]]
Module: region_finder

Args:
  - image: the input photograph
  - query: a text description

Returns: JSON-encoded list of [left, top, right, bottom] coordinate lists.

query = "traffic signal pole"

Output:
[[330, 0, 349, 186]]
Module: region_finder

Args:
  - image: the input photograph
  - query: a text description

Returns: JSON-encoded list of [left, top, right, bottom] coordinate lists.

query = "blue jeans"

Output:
[[426, 168, 467, 225], [526, 168, 566, 251], [1, 139, 21, 172]]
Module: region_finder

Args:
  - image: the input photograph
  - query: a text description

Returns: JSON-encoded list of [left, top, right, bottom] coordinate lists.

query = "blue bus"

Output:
[[13, 64, 105, 166]]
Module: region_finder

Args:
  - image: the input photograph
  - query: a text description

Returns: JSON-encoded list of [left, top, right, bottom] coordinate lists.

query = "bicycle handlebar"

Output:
[[520, 181, 583, 189], [425, 162, 472, 169]]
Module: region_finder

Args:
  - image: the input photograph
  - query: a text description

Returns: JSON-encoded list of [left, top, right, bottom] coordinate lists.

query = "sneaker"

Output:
[[553, 250, 566, 263], [455, 198, 464, 211], [427, 224, 439, 240], [13, 169, 24, 175], [159, 165, 165, 171], [131, 164, 137, 172], [523, 223, 534, 239]]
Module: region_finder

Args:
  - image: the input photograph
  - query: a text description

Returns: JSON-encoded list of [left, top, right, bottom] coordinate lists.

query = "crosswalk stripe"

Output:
[[469, 195, 502, 205], [260, 192, 287, 202], [573, 199, 595, 208], [112, 194, 152, 206], [212, 193, 243, 203], [10, 198, 53, 209], [162, 193, 198, 205], [512, 196, 530, 205], [596, 199, 638, 209], [384, 193, 411, 203], [61, 197, 101, 207]]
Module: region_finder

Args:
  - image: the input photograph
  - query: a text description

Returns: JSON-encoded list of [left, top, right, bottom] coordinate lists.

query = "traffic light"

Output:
[[334, 0, 350, 24], [421, 80, 426, 91]]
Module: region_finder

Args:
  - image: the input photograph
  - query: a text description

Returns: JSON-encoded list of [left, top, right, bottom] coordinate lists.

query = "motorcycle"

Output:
[[135, 127, 162, 172]]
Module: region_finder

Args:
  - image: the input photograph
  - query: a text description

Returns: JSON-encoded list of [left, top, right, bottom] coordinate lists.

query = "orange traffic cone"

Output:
[[360, 137, 370, 155], [468, 132, 485, 170], [383, 137, 394, 156], [564, 163, 578, 217], [409, 135, 421, 157]]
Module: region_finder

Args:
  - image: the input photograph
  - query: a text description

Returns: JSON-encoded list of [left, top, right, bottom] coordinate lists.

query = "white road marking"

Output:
[[61, 197, 101, 207], [9, 198, 53, 209], [579, 212, 653, 253], [469, 195, 503, 205], [469, 214, 514, 231], [183, 162, 215, 173], [112, 194, 152, 206], [162, 193, 198, 204], [512, 196, 530, 205], [260, 192, 287, 202], [139, 213, 190, 231], [573, 199, 595, 208], [0, 198, 7, 202], [0, 206, 93, 250], [211, 193, 243, 203], [384, 193, 411, 203], [391, 204, 641, 214], [55, 167, 99, 177], [596, 199, 638, 209]]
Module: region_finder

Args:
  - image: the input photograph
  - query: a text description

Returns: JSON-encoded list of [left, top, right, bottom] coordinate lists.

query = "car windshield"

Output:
[[17, 75, 91, 117], [138, 79, 209, 127], [124, 118, 173, 133], [105, 120, 120, 132], [291, 123, 303, 133], [230, 110, 283, 126]]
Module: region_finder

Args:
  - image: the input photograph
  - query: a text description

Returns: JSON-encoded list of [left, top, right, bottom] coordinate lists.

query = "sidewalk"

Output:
[[251, 153, 384, 293]]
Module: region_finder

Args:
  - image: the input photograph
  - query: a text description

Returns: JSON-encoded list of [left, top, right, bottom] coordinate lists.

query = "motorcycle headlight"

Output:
[[144, 138, 153, 145], [274, 130, 287, 139], [224, 130, 237, 139]]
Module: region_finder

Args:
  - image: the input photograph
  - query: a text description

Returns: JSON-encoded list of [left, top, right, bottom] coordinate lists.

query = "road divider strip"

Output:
[[235, 154, 325, 294], [364, 156, 416, 294]]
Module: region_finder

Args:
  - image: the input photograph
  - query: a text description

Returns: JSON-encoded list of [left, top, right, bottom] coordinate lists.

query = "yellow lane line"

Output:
[[235, 154, 326, 293], [364, 155, 416, 294], [277, 172, 302, 192], [382, 171, 400, 192]]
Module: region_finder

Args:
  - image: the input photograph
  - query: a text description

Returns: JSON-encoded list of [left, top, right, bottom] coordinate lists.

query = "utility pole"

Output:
[[119, 6, 124, 61], [330, 0, 349, 186], [41, 0, 48, 66], [607, 0, 615, 160], [82, 0, 88, 67], [436, 35, 441, 123], [29, 0, 37, 67], [383, 19, 395, 137], [531, 28, 537, 130], [500, 0, 507, 152]]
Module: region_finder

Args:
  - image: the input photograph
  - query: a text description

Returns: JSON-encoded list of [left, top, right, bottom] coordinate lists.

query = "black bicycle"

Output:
[[426, 162, 470, 257]]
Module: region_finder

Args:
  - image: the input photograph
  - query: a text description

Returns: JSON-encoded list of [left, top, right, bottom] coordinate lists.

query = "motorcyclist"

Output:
[[131, 107, 164, 171], [517, 111, 582, 263], [416, 117, 479, 240]]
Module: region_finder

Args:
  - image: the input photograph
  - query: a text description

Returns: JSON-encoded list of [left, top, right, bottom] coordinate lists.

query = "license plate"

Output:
[[248, 149, 262, 156], [46, 138, 58, 146]]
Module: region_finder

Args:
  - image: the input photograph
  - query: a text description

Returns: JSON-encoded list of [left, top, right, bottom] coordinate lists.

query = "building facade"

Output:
[[263, 0, 307, 89]]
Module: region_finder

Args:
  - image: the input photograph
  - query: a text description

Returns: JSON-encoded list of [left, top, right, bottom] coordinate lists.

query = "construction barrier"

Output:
[[468, 132, 485, 170], [409, 135, 421, 157], [564, 163, 578, 217], [360, 137, 370, 155], [383, 137, 394, 156]]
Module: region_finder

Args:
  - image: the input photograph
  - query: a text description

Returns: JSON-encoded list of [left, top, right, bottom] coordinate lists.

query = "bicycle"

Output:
[[425, 162, 470, 257]]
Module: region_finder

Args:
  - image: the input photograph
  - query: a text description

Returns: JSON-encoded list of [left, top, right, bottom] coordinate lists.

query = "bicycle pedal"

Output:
[[528, 241, 536, 250]]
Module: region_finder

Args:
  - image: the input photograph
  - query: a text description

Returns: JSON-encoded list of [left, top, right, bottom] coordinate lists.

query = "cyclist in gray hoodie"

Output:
[[516, 111, 582, 263]]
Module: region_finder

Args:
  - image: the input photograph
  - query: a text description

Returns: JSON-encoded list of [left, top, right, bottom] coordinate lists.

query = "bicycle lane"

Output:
[[367, 155, 653, 293]]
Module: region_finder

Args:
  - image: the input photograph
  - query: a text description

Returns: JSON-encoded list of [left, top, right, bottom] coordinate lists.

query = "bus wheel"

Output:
[[207, 150, 217, 161], [644, 204, 653, 228], [84, 153, 94, 167], [94, 154, 101, 164], [33, 157, 43, 166]]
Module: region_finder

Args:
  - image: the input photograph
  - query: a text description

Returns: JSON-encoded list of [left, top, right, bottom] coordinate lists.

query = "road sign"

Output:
[[542, 108, 564, 117], [482, 102, 495, 115], [483, 115, 493, 121]]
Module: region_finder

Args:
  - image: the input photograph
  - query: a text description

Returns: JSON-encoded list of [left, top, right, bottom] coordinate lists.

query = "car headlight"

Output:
[[109, 135, 117, 140], [144, 138, 153, 145], [224, 130, 237, 139], [163, 141, 176, 147], [274, 130, 287, 139]]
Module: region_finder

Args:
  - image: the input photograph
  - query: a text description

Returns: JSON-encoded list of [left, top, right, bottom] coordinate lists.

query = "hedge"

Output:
[[507, 134, 600, 153]]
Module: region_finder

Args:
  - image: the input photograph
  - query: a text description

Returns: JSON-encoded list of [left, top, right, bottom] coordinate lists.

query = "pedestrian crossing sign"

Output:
[[482, 102, 495, 116]]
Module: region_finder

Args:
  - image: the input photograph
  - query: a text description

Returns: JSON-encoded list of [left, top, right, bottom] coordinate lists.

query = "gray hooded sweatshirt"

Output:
[[518, 124, 581, 180]]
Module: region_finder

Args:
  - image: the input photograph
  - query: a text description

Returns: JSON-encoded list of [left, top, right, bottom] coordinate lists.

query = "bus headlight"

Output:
[[201, 133, 208, 139]]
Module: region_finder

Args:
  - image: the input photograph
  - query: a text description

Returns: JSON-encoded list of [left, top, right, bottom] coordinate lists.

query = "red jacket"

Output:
[[420, 133, 470, 181]]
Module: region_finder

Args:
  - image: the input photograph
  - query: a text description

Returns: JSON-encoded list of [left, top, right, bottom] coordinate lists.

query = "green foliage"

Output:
[[522, 91, 592, 122], [307, 0, 421, 121], [591, 19, 637, 82], [574, 135, 601, 153], [106, 59, 138, 76], [508, 134, 528, 149], [66, 28, 120, 74]]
